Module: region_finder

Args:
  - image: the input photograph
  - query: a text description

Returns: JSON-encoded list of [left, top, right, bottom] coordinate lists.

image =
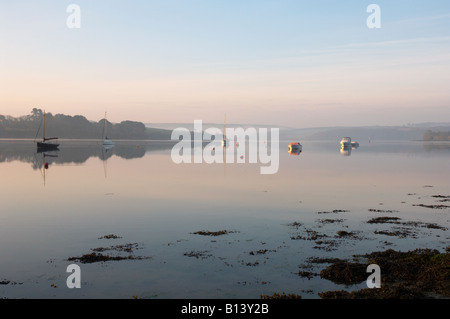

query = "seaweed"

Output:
[[191, 230, 238, 236], [319, 262, 368, 285], [261, 292, 302, 299], [319, 248, 450, 299], [98, 234, 122, 239], [183, 250, 213, 259], [367, 217, 401, 224], [67, 252, 149, 264], [412, 204, 450, 209]]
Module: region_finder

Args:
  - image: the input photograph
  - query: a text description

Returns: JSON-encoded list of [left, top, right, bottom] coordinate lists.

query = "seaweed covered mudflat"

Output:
[[56, 191, 450, 298], [266, 190, 450, 299], [0, 190, 448, 299], [318, 248, 449, 299], [263, 247, 449, 299], [67, 235, 150, 264]]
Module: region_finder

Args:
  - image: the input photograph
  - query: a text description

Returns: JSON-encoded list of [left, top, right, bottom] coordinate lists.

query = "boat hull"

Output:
[[288, 142, 302, 155], [102, 140, 115, 146], [37, 142, 59, 150], [340, 137, 352, 148]]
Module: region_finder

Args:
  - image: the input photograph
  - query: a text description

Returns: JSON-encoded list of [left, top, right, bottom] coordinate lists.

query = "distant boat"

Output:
[[103, 141, 114, 149], [288, 142, 302, 155], [222, 114, 228, 147], [340, 137, 352, 148], [102, 112, 115, 147], [103, 137, 115, 147], [36, 110, 59, 151]]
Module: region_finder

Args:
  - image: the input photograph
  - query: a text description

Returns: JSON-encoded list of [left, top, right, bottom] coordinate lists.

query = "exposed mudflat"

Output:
[[67, 235, 150, 264], [318, 248, 449, 299]]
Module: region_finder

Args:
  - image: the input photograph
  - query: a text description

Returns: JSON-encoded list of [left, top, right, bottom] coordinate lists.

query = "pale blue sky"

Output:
[[1, 1, 450, 127]]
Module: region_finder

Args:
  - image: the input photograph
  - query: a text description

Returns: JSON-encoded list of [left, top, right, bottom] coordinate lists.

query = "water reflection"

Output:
[[336, 141, 450, 156], [340, 145, 352, 156], [0, 140, 175, 168], [0, 138, 449, 299], [32, 150, 59, 170], [422, 142, 450, 153], [103, 143, 114, 153], [340, 142, 359, 156], [32, 151, 59, 185]]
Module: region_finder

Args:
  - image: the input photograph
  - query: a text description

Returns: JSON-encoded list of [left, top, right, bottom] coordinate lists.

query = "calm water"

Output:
[[0, 139, 449, 299]]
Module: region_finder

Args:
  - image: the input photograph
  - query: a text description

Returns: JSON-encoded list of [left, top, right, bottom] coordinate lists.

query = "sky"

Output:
[[1, 0, 450, 128]]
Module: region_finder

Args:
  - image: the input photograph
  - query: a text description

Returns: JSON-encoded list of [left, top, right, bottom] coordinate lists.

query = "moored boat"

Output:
[[36, 110, 59, 151], [288, 142, 302, 155], [340, 137, 351, 148], [102, 112, 115, 147]]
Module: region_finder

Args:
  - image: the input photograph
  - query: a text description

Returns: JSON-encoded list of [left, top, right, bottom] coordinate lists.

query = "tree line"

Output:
[[423, 130, 450, 141], [0, 108, 172, 140]]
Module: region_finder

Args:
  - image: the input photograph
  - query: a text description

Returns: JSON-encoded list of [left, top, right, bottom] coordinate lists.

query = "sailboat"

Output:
[[222, 114, 228, 147], [36, 110, 59, 151], [102, 112, 115, 147]]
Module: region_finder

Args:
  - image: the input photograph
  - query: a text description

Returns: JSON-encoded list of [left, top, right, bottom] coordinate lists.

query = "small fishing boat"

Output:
[[340, 137, 352, 148], [288, 142, 302, 155], [36, 111, 59, 151]]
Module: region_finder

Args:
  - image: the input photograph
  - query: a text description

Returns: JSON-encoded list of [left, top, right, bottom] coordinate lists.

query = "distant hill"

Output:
[[3, 110, 448, 142], [0, 108, 172, 140], [284, 126, 426, 142], [291, 124, 450, 142], [147, 122, 450, 142], [423, 130, 450, 141]]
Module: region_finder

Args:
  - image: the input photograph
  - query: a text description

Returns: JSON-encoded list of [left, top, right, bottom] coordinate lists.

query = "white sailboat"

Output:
[[102, 112, 115, 147]]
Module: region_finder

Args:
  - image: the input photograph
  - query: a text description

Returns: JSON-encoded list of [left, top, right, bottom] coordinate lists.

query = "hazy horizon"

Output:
[[1, 1, 450, 128], [3, 107, 450, 131]]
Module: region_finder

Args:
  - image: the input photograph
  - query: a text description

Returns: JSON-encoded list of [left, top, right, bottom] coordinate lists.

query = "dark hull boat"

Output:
[[35, 110, 59, 151], [37, 140, 59, 150]]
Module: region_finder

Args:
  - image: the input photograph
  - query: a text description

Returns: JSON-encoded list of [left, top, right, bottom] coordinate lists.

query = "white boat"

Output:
[[102, 112, 115, 147], [340, 137, 351, 148], [103, 137, 115, 147]]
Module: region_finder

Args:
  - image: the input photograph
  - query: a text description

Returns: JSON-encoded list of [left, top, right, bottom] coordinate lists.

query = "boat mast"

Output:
[[102, 112, 107, 140], [43, 110, 45, 142], [224, 113, 226, 139]]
